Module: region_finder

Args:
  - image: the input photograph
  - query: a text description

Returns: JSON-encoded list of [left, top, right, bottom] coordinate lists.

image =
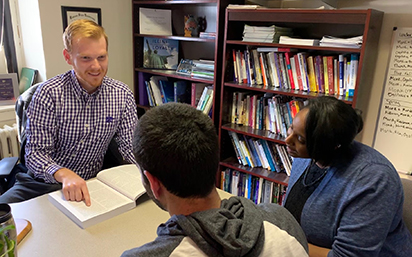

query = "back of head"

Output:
[[305, 96, 363, 165], [133, 103, 219, 198], [63, 19, 108, 52]]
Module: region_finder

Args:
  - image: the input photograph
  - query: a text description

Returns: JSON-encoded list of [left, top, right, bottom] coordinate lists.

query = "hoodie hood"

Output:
[[157, 197, 265, 257]]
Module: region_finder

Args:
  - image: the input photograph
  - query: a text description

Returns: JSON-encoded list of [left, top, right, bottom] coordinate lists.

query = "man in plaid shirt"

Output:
[[0, 19, 137, 206]]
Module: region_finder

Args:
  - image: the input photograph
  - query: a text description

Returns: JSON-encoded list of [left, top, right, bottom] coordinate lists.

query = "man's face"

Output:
[[63, 35, 108, 93]]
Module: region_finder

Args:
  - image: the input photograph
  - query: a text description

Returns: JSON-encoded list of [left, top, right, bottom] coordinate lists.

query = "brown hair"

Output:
[[63, 19, 108, 52]]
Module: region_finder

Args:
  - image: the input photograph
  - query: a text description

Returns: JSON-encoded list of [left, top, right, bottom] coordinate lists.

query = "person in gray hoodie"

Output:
[[121, 102, 308, 257]]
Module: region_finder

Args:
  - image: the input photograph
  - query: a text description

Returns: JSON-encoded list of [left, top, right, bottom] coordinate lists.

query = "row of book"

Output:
[[232, 47, 360, 97], [319, 35, 363, 49], [192, 83, 214, 115], [176, 59, 215, 80], [220, 168, 287, 205], [228, 131, 292, 175], [231, 93, 306, 138], [145, 76, 190, 106], [242, 24, 293, 43]]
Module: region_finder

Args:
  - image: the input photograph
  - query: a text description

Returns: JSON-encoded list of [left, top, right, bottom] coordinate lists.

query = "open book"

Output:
[[48, 164, 146, 229]]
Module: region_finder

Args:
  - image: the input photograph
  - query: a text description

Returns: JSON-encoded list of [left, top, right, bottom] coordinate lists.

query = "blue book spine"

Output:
[[247, 174, 252, 200], [145, 81, 154, 106], [247, 138, 262, 167], [260, 139, 276, 172], [244, 50, 251, 85]]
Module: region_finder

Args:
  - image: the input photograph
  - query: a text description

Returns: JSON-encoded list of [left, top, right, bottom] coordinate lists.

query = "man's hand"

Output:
[[54, 168, 91, 206]]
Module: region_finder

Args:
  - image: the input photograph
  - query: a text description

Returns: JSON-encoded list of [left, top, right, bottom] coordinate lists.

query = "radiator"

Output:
[[0, 124, 19, 160]]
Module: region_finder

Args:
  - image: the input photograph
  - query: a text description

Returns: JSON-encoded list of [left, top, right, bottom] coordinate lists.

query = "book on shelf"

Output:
[[174, 81, 189, 103], [48, 164, 146, 229], [306, 56, 318, 92], [227, 4, 262, 9], [243, 25, 293, 43], [278, 53, 290, 89], [334, 58, 339, 95], [251, 49, 263, 85], [145, 81, 155, 106], [279, 36, 320, 46], [284, 52, 296, 90], [159, 80, 175, 103], [143, 37, 179, 70], [315, 55, 325, 93], [191, 83, 209, 107], [196, 86, 214, 113], [220, 168, 287, 205], [176, 59, 194, 76], [297, 53, 309, 91], [338, 54, 345, 96], [149, 76, 168, 106], [256, 47, 295, 53], [347, 53, 359, 97], [192, 60, 215, 72], [319, 35, 363, 49], [199, 32, 216, 39]]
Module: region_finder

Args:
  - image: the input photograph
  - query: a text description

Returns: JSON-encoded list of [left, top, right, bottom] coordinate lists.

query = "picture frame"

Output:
[[61, 6, 102, 32], [0, 73, 19, 105]]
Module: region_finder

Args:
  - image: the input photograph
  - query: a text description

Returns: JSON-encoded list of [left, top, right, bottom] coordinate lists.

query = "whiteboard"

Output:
[[373, 27, 412, 174]]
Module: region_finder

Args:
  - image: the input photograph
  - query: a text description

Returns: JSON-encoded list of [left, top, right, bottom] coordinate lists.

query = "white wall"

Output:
[[281, 0, 412, 146], [17, 0, 133, 91]]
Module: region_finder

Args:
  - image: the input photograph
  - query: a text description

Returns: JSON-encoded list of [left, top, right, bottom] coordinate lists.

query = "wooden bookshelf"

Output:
[[132, 0, 244, 121], [217, 8, 383, 189]]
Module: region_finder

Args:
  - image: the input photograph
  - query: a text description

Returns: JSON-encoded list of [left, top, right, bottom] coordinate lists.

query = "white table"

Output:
[[12, 189, 232, 257]]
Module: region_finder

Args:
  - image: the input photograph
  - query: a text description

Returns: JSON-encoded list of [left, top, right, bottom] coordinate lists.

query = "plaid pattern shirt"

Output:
[[25, 70, 138, 183]]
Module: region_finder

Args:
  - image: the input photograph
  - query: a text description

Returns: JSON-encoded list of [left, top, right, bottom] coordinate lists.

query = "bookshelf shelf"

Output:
[[226, 40, 362, 53], [133, 0, 218, 5], [135, 68, 214, 83], [220, 157, 289, 186], [217, 8, 383, 197], [222, 123, 286, 145], [223, 82, 354, 104], [135, 34, 216, 43]]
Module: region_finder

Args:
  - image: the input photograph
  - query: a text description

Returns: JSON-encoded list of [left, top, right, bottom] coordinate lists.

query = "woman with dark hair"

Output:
[[284, 96, 412, 257]]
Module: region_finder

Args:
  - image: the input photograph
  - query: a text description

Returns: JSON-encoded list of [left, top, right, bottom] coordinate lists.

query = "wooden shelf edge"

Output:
[[226, 40, 361, 53], [133, 0, 218, 4], [135, 68, 214, 84], [221, 123, 286, 144], [137, 104, 151, 111], [223, 82, 354, 104], [135, 34, 215, 43], [220, 157, 289, 186]]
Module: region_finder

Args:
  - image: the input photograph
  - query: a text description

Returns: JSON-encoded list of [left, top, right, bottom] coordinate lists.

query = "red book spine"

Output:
[[191, 83, 196, 107], [327, 56, 334, 95], [284, 52, 295, 90]]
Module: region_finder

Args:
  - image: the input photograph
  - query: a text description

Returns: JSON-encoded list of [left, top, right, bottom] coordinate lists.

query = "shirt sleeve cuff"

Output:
[[44, 164, 63, 184]]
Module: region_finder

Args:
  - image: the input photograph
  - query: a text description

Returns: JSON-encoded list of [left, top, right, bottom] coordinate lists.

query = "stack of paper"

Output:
[[319, 35, 363, 48], [279, 36, 320, 46], [243, 25, 293, 43]]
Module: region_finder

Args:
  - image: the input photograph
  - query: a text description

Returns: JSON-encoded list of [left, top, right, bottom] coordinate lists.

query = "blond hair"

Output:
[[63, 19, 108, 52]]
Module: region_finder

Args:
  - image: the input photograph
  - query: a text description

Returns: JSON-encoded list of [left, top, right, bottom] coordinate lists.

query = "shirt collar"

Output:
[[70, 70, 105, 100]]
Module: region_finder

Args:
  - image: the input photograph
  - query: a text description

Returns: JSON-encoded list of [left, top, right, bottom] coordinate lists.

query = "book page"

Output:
[[97, 164, 146, 200], [49, 179, 135, 226]]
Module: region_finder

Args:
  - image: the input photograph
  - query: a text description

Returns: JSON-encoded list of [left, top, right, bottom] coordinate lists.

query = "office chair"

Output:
[[401, 177, 412, 234], [0, 82, 124, 193]]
